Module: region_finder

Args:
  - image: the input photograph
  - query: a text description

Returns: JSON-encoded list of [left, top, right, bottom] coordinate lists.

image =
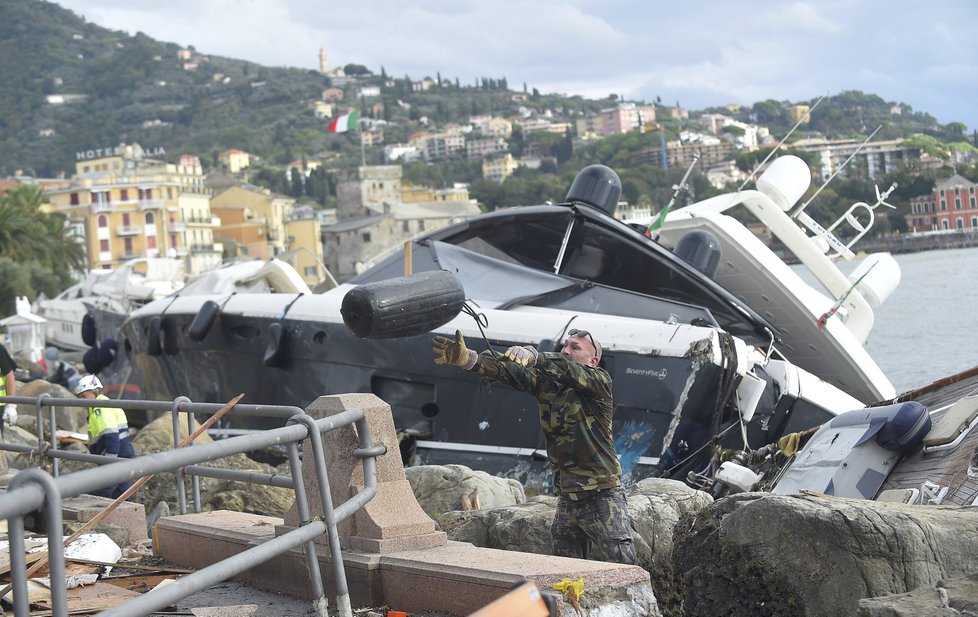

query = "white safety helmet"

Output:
[[73, 374, 103, 395]]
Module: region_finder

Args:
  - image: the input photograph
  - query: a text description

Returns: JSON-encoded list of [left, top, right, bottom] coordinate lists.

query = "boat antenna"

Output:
[[791, 124, 883, 218], [645, 150, 700, 239], [738, 94, 825, 191]]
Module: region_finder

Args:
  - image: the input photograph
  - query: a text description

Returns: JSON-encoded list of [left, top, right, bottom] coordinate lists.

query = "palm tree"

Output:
[[0, 184, 85, 274]]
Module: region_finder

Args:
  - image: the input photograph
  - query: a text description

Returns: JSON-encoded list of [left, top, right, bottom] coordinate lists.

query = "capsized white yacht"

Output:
[[118, 157, 902, 489]]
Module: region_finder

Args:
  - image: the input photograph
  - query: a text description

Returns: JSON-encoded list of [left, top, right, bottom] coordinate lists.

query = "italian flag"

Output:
[[327, 110, 360, 133]]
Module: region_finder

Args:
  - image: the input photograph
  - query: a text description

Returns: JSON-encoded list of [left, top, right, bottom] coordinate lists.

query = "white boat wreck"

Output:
[[118, 156, 906, 488], [32, 257, 185, 352]]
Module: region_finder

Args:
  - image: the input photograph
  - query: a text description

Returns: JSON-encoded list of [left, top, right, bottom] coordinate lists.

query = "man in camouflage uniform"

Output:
[[433, 328, 638, 564]]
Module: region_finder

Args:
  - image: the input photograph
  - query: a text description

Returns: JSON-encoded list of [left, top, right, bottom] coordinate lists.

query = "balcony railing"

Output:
[[115, 225, 143, 236], [190, 243, 222, 255], [169, 222, 186, 232], [185, 215, 219, 227], [137, 199, 165, 211], [90, 201, 113, 213]]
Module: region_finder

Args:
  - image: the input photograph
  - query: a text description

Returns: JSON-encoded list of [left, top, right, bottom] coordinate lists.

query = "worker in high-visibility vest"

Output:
[[0, 343, 17, 438], [74, 374, 135, 498]]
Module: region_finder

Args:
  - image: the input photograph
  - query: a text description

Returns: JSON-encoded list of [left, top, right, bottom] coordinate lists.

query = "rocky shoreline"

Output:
[[4, 380, 978, 616]]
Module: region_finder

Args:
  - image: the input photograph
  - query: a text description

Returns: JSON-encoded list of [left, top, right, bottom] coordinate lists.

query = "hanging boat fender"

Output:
[[341, 270, 465, 339], [146, 316, 163, 356], [188, 300, 221, 342], [97, 337, 118, 367], [81, 313, 97, 347], [83, 345, 104, 374], [264, 322, 287, 367]]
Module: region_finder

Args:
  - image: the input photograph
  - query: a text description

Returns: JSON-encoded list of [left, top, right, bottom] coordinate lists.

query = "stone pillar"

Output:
[[281, 393, 446, 553]]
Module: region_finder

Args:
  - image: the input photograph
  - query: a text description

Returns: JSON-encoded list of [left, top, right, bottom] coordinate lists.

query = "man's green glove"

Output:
[[432, 330, 471, 367]]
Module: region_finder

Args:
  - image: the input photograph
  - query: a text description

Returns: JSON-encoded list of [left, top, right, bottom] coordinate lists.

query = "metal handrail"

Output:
[[0, 394, 381, 617]]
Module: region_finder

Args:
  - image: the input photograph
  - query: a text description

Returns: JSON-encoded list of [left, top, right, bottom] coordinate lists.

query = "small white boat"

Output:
[[33, 257, 185, 351]]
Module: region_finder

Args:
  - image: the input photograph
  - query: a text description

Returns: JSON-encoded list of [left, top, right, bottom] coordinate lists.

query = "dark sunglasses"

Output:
[[567, 329, 600, 356]]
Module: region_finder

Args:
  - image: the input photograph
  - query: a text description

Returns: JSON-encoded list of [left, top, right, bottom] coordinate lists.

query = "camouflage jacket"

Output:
[[473, 350, 622, 498]]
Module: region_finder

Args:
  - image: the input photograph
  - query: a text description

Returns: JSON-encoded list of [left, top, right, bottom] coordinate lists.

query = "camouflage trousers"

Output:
[[551, 487, 638, 565]]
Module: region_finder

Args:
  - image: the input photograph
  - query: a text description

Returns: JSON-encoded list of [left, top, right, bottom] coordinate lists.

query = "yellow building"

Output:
[[43, 143, 222, 274], [787, 104, 811, 124], [210, 185, 295, 259], [284, 217, 325, 286], [482, 154, 520, 183], [401, 184, 435, 203], [434, 184, 471, 202], [219, 149, 252, 173], [487, 117, 513, 139]]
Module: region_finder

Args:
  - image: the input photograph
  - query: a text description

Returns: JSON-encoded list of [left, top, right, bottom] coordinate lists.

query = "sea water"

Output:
[[792, 245, 978, 394]]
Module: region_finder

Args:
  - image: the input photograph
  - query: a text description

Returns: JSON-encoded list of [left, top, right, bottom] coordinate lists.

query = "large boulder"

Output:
[[14, 380, 87, 433], [438, 495, 557, 554], [405, 464, 525, 520], [628, 479, 713, 617], [674, 493, 978, 617]]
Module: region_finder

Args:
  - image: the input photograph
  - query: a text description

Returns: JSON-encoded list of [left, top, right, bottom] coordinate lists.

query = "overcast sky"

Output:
[[52, 0, 978, 132]]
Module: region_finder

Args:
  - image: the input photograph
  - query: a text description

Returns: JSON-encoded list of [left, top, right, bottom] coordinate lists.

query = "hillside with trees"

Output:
[[2, 0, 977, 238]]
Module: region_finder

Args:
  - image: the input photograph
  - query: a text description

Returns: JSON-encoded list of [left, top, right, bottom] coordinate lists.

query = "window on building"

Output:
[[146, 212, 155, 224], [956, 198, 961, 209], [120, 189, 128, 201], [956, 218, 964, 230], [99, 239, 109, 252], [941, 200, 947, 210], [98, 215, 108, 228], [972, 217, 977, 228], [362, 233, 371, 243], [170, 233, 177, 248], [971, 197, 976, 208], [402, 221, 410, 232], [942, 220, 950, 230], [147, 235, 157, 249], [419, 221, 425, 231], [167, 187, 173, 199], [122, 212, 131, 226], [124, 237, 133, 254], [940, 189, 945, 196], [70, 192, 79, 205]]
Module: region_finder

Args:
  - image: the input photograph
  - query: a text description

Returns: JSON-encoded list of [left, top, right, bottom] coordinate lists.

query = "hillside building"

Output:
[[790, 138, 933, 181], [210, 185, 294, 260], [219, 149, 252, 174], [43, 143, 222, 275], [323, 166, 481, 281], [906, 174, 978, 232]]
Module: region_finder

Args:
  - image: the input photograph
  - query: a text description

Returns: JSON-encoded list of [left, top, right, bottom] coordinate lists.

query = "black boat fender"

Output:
[[83, 344, 103, 374], [188, 300, 221, 342], [341, 270, 465, 339], [97, 337, 118, 367], [81, 313, 97, 347], [146, 316, 163, 356]]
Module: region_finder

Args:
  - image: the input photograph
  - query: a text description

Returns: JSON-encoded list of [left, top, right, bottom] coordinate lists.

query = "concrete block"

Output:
[[61, 494, 148, 543]]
